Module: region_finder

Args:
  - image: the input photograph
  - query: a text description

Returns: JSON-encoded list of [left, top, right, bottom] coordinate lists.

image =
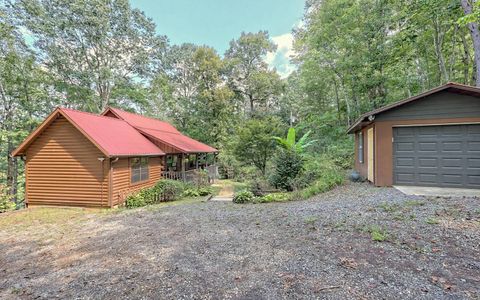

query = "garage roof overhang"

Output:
[[346, 82, 480, 134]]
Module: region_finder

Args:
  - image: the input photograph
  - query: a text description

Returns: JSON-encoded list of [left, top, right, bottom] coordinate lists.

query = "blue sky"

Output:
[[130, 0, 306, 77]]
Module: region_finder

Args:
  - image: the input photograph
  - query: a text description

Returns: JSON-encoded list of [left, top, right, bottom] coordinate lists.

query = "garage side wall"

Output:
[[375, 117, 480, 186], [354, 125, 372, 180], [25, 116, 110, 207], [111, 156, 163, 206]]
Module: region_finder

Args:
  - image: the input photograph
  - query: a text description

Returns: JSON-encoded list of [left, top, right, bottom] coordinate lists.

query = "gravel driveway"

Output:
[[1, 183, 479, 299]]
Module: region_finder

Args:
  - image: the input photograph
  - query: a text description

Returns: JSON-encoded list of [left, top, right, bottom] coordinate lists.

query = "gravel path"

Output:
[[0, 183, 479, 299]]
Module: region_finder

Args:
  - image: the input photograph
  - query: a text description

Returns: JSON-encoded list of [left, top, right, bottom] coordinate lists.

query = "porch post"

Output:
[[181, 153, 186, 181], [195, 153, 199, 169], [213, 152, 218, 183]]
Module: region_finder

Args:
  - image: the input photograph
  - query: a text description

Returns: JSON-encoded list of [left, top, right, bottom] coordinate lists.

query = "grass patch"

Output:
[[217, 180, 249, 193], [0, 207, 105, 231], [333, 219, 348, 231], [364, 225, 390, 242], [141, 195, 208, 212], [304, 216, 318, 225], [379, 202, 400, 213], [404, 199, 425, 207], [394, 212, 416, 221], [295, 171, 344, 200], [425, 217, 440, 225]]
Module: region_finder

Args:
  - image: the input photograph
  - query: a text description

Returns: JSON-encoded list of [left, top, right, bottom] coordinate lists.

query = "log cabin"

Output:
[[12, 107, 218, 208]]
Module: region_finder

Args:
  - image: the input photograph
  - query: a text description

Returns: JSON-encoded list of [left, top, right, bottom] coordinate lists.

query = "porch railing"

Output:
[[161, 166, 218, 183]]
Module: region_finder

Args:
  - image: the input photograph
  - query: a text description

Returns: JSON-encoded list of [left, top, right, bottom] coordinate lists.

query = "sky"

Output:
[[129, 0, 306, 78]]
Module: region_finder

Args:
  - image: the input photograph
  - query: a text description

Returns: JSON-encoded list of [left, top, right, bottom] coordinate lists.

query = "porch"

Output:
[[161, 153, 218, 183]]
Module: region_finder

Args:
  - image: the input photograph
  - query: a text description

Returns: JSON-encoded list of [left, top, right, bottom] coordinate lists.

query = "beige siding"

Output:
[[111, 156, 163, 206], [26, 116, 110, 207]]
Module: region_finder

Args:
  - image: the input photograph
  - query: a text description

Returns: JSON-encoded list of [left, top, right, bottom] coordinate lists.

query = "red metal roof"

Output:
[[139, 127, 218, 153], [60, 108, 164, 157], [106, 107, 180, 134], [103, 107, 218, 153]]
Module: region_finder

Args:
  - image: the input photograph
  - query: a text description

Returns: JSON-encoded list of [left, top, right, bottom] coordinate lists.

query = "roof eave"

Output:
[[111, 153, 165, 158], [346, 82, 480, 134]]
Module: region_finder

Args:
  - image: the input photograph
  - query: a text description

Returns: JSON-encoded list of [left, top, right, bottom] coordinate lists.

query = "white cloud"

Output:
[[266, 33, 297, 78]]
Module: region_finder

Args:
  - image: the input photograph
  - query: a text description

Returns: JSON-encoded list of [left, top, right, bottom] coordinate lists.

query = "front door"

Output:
[[367, 127, 374, 182]]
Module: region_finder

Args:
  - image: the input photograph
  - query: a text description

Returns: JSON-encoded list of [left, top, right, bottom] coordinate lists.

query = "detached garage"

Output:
[[348, 82, 480, 189]]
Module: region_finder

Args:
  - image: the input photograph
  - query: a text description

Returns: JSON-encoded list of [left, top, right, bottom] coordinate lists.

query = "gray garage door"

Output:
[[393, 124, 480, 188]]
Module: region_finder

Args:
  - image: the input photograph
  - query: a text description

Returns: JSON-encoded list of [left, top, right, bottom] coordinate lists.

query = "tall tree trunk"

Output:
[[332, 77, 341, 123], [6, 139, 17, 204], [337, 76, 351, 126], [461, 0, 480, 86], [248, 94, 254, 114], [460, 27, 473, 84], [433, 18, 449, 82]]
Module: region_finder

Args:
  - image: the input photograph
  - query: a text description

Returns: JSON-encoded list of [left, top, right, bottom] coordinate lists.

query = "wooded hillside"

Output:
[[1, 0, 479, 208]]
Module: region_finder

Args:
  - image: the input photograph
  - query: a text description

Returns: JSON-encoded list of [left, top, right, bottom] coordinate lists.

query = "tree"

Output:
[[295, 0, 469, 127], [225, 31, 281, 114], [233, 117, 284, 175], [0, 6, 49, 205], [13, 0, 169, 112], [271, 127, 316, 191], [273, 127, 316, 154], [187, 46, 234, 147], [460, 0, 480, 86], [159, 44, 201, 129]]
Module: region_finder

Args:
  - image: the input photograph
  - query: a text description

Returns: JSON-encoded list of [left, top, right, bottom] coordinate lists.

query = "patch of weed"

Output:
[[379, 202, 400, 213], [333, 219, 348, 231], [392, 213, 406, 221], [404, 200, 425, 207], [426, 217, 439, 225], [304, 216, 318, 225], [364, 225, 389, 242]]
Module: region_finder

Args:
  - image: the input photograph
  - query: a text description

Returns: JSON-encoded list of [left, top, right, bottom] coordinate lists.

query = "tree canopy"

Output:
[[1, 0, 479, 204]]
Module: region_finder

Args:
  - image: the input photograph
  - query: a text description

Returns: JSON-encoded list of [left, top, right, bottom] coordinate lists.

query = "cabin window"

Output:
[[131, 157, 149, 183], [358, 132, 364, 164]]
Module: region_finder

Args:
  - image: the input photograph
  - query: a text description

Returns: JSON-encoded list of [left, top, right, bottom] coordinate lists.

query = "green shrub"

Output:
[[269, 149, 304, 191], [0, 186, 15, 213], [125, 192, 147, 208], [182, 188, 201, 197], [323, 142, 354, 170], [297, 167, 344, 200], [249, 176, 274, 196], [126, 179, 190, 208], [156, 179, 186, 201], [232, 191, 255, 203], [182, 185, 213, 198], [197, 186, 212, 196]]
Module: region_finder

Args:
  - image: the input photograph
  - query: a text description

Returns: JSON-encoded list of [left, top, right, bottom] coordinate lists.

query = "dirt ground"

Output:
[[0, 183, 479, 299]]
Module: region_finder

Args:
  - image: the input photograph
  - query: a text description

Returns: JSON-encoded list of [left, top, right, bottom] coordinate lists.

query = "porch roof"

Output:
[[102, 107, 218, 154]]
